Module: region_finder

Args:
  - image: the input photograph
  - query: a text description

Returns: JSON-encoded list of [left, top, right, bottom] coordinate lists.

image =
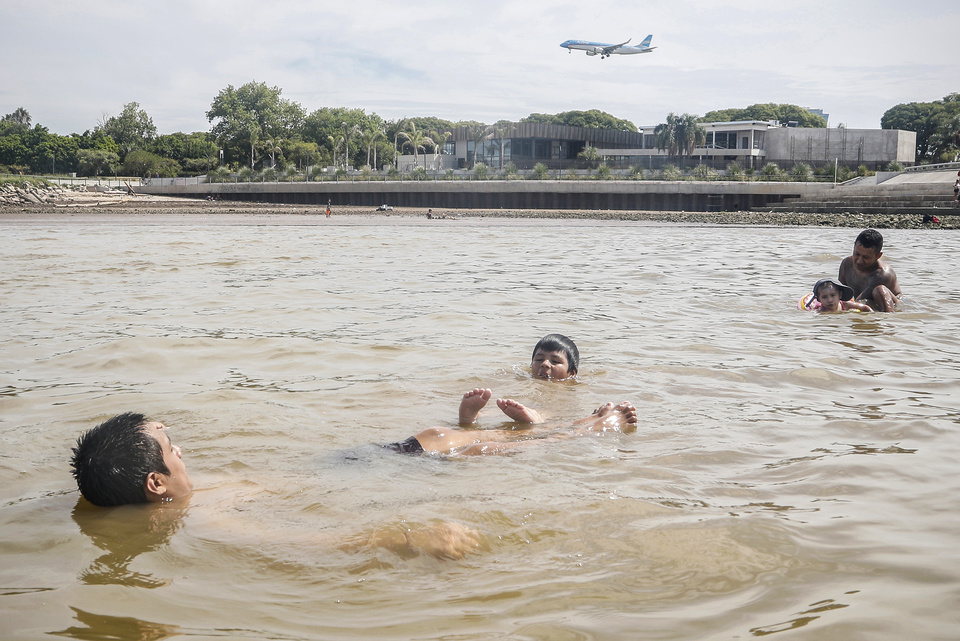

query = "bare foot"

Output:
[[496, 398, 544, 424], [578, 402, 638, 433], [459, 388, 492, 424]]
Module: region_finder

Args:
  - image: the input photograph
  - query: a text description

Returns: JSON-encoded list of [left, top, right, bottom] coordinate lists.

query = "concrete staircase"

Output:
[[767, 169, 959, 215]]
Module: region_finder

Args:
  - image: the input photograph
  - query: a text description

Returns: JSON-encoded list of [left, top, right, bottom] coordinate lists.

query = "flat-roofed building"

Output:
[[412, 121, 916, 173]]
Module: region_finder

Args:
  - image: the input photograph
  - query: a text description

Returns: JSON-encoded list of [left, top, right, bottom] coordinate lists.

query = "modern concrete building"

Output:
[[404, 120, 916, 173]]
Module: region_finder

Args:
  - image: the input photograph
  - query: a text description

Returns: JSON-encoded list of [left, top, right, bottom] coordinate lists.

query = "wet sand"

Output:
[[1, 191, 957, 228]]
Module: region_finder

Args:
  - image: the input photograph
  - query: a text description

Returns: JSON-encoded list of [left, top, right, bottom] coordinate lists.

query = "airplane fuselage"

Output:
[[559, 36, 655, 58]]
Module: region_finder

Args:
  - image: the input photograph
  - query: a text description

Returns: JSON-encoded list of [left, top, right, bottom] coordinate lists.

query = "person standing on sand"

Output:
[[838, 229, 901, 312], [326, 200, 331, 217]]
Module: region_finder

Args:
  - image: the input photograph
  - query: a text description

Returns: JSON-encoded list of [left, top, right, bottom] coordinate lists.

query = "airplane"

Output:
[[559, 34, 656, 58]]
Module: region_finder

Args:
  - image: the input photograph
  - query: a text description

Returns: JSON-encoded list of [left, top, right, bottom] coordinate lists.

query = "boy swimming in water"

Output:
[[458, 333, 580, 425], [810, 277, 872, 313], [70, 413, 483, 559]]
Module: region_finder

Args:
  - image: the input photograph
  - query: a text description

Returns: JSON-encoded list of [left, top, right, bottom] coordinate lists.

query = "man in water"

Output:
[[838, 229, 901, 312]]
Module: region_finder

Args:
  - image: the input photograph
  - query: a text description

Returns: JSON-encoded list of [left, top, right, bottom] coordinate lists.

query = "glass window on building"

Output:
[[535, 139, 551, 158], [643, 134, 655, 149], [513, 139, 533, 158]]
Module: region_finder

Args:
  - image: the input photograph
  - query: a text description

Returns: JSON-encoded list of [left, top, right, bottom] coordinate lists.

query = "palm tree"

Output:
[[654, 112, 705, 168], [361, 126, 385, 169], [430, 129, 452, 171], [392, 118, 409, 169], [578, 146, 601, 169], [469, 124, 491, 168], [262, 138, 282, 169], [654, 113, 679, 159], [490, 123, 513, 170], [674, 113, 706, 165], [399, 123, 434, 171], [2, 107, 31, 128], [247, 124, 261, 169], [328, 134, 344, 169]]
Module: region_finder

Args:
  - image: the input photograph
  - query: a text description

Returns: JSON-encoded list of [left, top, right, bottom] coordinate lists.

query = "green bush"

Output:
[[660, 164, 680, 180], [209, 167, 232, 183], [693, 164, 716, 179], [790, 163, 812, 181], [531, 162, 549, 180], [725, 161, 743, 180]]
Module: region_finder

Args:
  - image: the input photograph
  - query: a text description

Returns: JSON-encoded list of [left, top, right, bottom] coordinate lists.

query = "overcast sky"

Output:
[[3, 0, 958, 136]]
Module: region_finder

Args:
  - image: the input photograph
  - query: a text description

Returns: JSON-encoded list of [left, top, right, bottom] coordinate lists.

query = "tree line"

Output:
[[2, 82, 956, 178]]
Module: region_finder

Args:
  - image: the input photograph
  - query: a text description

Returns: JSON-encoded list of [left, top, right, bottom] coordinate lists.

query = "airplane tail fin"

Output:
[[639, 34, 653, 48]]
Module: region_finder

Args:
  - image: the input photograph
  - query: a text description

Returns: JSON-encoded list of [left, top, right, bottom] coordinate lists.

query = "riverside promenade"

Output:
[[134, 166, 959, 214]]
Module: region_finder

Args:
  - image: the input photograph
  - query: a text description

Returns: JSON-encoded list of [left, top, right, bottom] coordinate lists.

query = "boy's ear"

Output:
[[144, 472, 167, 502]]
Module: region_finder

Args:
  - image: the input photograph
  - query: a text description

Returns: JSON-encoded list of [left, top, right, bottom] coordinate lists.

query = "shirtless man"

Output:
[[838, 229, 901, 312]]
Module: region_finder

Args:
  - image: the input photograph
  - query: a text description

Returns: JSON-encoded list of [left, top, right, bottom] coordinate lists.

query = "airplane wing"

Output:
[[601, 38, 631, 55]]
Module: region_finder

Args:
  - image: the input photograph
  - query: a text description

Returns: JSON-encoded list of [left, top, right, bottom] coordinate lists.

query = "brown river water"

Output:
[[1, 214, 959, 640]]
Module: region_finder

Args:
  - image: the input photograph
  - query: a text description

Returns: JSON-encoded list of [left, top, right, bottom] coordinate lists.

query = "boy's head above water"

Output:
[[70, 412, 193, 507], [531, 333, 579, 379]]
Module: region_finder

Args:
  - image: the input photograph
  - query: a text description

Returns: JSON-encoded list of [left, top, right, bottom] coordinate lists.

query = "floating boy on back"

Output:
[[459, 333, 579, 425]]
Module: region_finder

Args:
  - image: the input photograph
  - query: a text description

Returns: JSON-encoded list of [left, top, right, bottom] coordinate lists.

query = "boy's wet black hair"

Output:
[[70, 412, 169, 507], [531, 333, 580, 376]]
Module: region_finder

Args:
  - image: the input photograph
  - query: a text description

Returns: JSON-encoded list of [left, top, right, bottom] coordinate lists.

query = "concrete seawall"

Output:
[[136, 179, 832, 212]]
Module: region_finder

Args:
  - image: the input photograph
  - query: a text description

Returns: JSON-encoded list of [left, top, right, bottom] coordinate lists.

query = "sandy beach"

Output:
[[1, 186, 957, 228]]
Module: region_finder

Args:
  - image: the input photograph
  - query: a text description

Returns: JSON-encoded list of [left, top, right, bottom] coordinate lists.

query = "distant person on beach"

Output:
[[326, 200, 331, 217], [458, 333, 580, 425], [806, 278, 872, 313], [953, 178, 959, 205], [838, 229, 901, 312]]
